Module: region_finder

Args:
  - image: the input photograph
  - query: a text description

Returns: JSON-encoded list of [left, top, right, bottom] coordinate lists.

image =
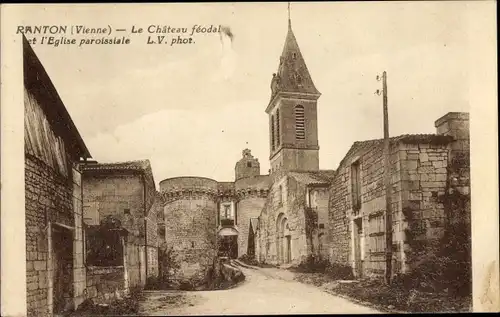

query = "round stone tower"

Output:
[[159, 177, 218, 284], [234, 149, 270, 257]]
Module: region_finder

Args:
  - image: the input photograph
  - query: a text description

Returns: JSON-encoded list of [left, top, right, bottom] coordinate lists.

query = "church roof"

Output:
[[288, 170, 336, 186], [270, 21, 320, 100]]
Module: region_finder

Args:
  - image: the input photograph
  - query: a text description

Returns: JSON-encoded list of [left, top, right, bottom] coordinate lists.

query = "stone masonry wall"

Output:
[[162, 194, 218, 283], [82, 174, 144, 231], [258, 175, 308, 265], [126, 241, 141, 289], [72, 167, 86, 310], [328, 140, 450, 277], [25, 155, 75, 317], [234, 175, 270, 257], [85, 266, 125, 304], [400, 143, 450, 272], [328, 142, 403, 277], [145, 202, 159, 278], [82, 174, 146, 293]]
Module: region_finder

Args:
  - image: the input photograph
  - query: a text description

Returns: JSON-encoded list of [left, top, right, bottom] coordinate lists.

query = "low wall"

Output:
[[86, 266, 126, 304]]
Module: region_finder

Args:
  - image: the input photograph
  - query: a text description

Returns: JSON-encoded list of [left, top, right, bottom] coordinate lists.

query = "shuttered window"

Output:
[[276, 109, 281, 146], [351, 160, 362, 211], [295, 105, 305, 140], [271, 115, 276, 151]]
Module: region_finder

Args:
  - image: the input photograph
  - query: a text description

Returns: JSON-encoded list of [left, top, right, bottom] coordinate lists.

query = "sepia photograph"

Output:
[[1, 2, 498, 316]]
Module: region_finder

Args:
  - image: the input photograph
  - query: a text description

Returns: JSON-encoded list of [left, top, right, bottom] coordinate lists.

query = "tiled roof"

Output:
[[352, 134, 454, 147], [82, 159, 151, 172], [288, 169, 336, 186], [82, 159, 156, 194], [336, 134, 454, 173]]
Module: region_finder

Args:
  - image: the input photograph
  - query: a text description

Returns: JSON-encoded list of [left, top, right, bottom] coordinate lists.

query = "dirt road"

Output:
[[138, 263, 380, 315]]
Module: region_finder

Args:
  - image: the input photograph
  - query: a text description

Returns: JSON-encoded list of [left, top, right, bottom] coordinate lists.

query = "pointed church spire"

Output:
[[272, 2, 320, 97]]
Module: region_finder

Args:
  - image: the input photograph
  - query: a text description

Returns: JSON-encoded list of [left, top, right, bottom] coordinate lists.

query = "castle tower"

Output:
[[235, 149, 260, 181], [266, 9, 321, 173]]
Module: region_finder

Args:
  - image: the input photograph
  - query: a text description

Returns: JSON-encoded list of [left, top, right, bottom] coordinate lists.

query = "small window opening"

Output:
[[124, 208, 130, 215], [247, 162, 252, 168]]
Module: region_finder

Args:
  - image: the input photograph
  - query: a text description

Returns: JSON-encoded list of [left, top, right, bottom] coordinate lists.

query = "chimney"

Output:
[[435, 112, 470, 198], [435, 112, 469, 142]]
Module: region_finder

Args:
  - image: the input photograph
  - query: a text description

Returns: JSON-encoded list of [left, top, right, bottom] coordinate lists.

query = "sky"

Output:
[[15, 2, 472, 185]]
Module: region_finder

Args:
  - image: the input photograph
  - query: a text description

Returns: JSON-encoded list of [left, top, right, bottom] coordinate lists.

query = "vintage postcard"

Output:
[[1, 2, 498, 316]]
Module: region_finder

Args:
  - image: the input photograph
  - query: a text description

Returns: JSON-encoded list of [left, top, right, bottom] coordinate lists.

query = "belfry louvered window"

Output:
[[271, 115, 276, 151], [276, 109, 281, 146], [295, 105, 305, 140]]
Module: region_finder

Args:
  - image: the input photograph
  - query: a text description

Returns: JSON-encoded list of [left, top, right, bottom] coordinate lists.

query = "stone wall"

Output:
[[398, 143, 449, 273], [85, 266, 126, 304], [328, 138, 451, 277], [82, 173, 148, 291], [125, 240, 142, 289], [25, 155, 76, 317], [234, 175, 270, 257], [145, 200, 159, 278], [257, 175, 309, 265], [72, 167, 86, 310], [308, 187, 330, 258], [82, 174, 144, 230], [162, 196, 217, 282]]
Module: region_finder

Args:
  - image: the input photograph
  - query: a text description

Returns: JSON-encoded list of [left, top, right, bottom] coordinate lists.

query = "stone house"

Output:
[[328, 112, 470, 278], [23, 36, 91, 316], [80, 159, 159, 301]]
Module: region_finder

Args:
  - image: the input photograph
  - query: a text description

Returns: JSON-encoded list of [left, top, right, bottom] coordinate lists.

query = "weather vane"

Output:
[[288, 2, 291, 27]]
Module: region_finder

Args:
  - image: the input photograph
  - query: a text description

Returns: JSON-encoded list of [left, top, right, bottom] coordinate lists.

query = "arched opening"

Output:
[[276, 213, 292, 264]]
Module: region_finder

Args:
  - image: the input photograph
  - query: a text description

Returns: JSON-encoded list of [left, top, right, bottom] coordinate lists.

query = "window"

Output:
[[276, 109, 281, 146], [86, 229, 123, 267], [319, 223, 325, 229], [351, 160, 362, 211], [247, 162, 252, 168], [271, 115, 276, 151], [123, 208, 130, 215], [295, 105, 305, 140]]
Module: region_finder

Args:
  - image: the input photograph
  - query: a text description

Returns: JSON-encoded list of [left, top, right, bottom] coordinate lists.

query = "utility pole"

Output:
[[377, 71, 392, 285]]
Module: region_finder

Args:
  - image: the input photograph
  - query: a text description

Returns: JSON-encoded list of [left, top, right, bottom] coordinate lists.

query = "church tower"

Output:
[[266, 7, 321, 173]]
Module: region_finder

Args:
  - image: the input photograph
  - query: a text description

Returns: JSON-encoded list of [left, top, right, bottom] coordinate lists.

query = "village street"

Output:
[[138, 262, 381, 315]]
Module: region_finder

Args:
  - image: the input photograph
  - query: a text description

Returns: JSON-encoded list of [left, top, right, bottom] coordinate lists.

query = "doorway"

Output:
[[52, 226, 73, 314], [353, 217, 363, 278]]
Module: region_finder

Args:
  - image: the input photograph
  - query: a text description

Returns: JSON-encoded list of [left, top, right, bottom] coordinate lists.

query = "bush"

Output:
[[295, 254, 330, 273], [238, 254, 259, 266], [326, 262, 355, 280], [403, 221, 471, 296]]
